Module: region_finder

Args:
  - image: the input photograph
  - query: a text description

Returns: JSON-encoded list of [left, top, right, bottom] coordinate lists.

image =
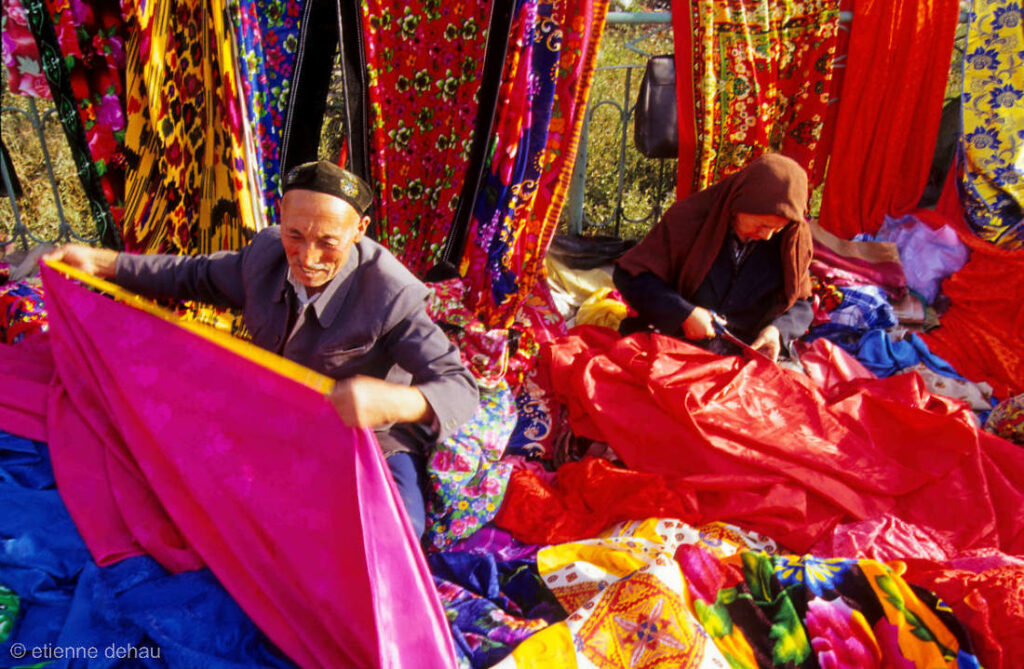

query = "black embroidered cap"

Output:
[[282, 160, 374, 214]]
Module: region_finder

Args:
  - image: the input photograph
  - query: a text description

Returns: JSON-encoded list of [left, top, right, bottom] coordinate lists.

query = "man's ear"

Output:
[[355, 215, 371, 240]]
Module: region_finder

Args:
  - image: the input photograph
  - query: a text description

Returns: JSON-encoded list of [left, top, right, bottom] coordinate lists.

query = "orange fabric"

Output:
[[915, 171, 1024, 398], [817, 0, 960, 237]]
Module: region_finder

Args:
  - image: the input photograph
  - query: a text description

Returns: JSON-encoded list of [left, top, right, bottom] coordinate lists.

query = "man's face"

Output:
[[279, 189, 369, 293], [731, 212, 790, 243]]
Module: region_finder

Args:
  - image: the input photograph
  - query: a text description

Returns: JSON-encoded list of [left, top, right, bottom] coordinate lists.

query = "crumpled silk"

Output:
[[917, 189, 1024, 398], [526, 326, 1024, 554], [875, 213, 970, 303], [816, 0, 960, 237], [7, 264, 457, 668]]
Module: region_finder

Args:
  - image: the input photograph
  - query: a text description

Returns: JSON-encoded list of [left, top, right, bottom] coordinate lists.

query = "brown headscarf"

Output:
[[616, 153, 813, 316]]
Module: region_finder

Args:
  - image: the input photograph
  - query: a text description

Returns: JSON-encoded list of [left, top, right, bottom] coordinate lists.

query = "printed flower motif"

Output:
[[988, 84, 1023, 109], [965, 127, 1002, 151], [774, 555, 851, 596], [965, 46, 1001, 70], [992, 3, 1022, 29], [993, 165, 1021, 187], [805, 597, 879, 668]]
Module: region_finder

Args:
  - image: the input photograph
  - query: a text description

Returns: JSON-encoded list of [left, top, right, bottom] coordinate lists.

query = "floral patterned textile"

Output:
[[426, 275, 566, 393], [424, 384, 516, 552], [674, 0, 841, 195], [985, 393, 1024, 445], [229, 0, 302, 227], [959, 0, 1024, 249], [506, 365, 563, 460], [462, 0, 608, 328], [496, 518, 983, 669], [2, 0, 50, 98], [20, 0, 125, 240], [121, 0, 263, 255], [359, 0, 491, 276], [0, 280, 47, 344], [428, 552, 563, 668]]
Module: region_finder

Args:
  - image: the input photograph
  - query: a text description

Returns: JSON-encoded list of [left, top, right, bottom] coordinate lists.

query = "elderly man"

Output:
[[45, 160, 479, 538]]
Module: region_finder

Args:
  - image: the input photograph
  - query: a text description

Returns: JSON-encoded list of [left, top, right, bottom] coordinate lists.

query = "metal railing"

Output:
[[1, 96, 103, 249]]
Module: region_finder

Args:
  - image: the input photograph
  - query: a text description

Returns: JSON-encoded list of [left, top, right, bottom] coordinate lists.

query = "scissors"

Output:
[[709, 312, 774, 362]]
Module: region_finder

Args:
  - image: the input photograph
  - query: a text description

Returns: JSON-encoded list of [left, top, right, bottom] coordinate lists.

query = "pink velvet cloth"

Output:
[[0, 265, 457, 668]]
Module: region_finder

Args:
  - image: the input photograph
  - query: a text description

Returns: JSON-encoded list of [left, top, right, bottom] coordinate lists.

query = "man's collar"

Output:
[[282, 243, 361, 327]]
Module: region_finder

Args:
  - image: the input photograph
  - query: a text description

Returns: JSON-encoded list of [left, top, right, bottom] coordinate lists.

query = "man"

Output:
[[45, 160, 479, 537]]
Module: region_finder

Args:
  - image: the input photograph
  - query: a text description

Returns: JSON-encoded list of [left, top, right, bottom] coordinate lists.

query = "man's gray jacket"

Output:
[[114, 227, 479, 453]]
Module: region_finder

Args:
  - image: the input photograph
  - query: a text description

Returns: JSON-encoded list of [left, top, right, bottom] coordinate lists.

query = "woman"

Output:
[[613, 153, 813, 361]]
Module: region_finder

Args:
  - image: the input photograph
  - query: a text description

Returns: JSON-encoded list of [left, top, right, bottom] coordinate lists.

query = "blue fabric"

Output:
[[0, 430, 294, 668], [386, 451, 429, 539], [851, 329, 967, 380], [427, 551, 563, 668], [806, 284, 897, 341]]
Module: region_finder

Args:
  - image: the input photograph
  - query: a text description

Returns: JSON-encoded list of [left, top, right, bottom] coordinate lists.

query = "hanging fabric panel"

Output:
[[19, 0, 126, 245], [671, 0, 842, 196], [229, 0, 304, 227], [958, 0, 1024, 249], [816, 0, 960, 238], [2, 0, 51, 98], [462, 0, 609, 328], [18, 262, 458, 668], [358, 0, 493, 276], [121, 0, 263, 255]]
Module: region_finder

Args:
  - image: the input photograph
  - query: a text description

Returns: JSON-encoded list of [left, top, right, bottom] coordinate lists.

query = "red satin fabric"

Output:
[[502, 326, 1024, 555], [914, 173, 1024, 398], [817, 0, 960, 237]]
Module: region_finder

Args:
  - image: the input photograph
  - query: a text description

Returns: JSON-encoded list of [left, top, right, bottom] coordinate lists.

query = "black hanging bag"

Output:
[[633, 54, 678, 159]]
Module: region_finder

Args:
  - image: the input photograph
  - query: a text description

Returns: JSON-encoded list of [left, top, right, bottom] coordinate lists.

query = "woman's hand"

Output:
[[681, 307, 716, 340], [751, 324, 782, 362], [42, 244, 119, 279]]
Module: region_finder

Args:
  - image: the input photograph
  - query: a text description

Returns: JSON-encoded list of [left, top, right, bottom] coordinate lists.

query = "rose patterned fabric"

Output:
[[121, 0, 263, 255], [0, 280, 47, 344], [230, 0, 303, 227], [462, 0, 609, 328], [495, 518, 984, 669], [359, 0, 492, 276], [19, 0, 126, 241], [672, 0, 842, 196], [2, 0, 50, 98], [959, 0, 1024, 249], [424, 384, 516, 552]]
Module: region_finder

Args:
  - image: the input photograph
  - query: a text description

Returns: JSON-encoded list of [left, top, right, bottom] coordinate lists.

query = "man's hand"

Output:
[[42, 244, 118, 279], [682, 307, 716, 340], [328, 375, 434, 429], [751, 324, 782, 362]]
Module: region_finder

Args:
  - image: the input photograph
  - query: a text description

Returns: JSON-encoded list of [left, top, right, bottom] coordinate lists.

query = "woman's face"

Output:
[[732, 212, 790, 243]]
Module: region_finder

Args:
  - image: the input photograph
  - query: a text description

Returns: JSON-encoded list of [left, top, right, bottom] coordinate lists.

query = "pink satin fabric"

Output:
[[0, 265, 458, 668]]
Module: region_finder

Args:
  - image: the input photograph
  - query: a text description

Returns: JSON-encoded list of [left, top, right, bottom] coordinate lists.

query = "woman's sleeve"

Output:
[[771, 298, 813, 352], [612, 266, 695, 335]]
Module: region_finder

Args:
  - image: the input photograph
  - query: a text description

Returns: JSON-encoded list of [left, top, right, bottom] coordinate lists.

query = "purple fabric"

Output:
[[876, 214, 970, 303]]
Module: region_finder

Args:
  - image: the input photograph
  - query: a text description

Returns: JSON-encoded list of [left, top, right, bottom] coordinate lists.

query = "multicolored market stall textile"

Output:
[[0, 262, 457, 667], [671, 0, 842, 195], [958, 0, 1024, 249], [121, 0, 263, 254], [15, 0, 127, 243], [358, 0, 493, 275], [496, 518, 983, 668], [461, 0, 608, 328]]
